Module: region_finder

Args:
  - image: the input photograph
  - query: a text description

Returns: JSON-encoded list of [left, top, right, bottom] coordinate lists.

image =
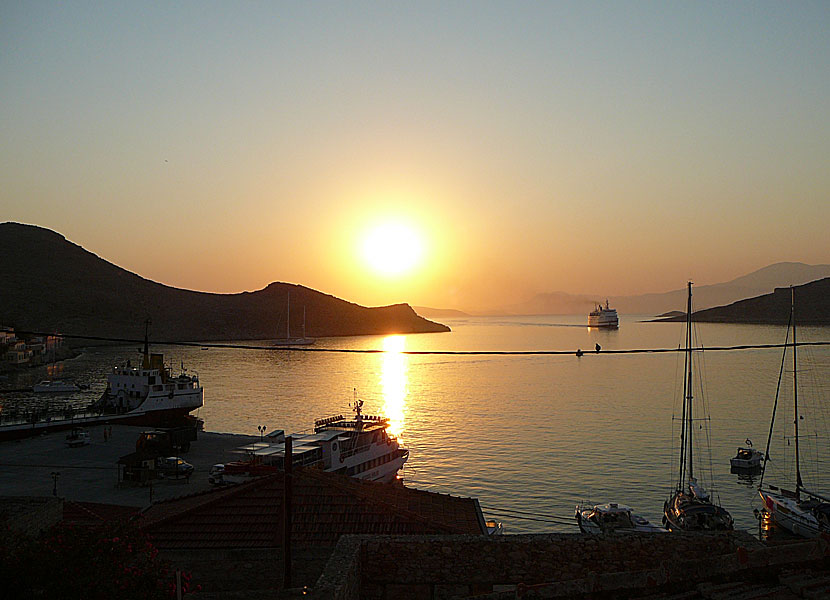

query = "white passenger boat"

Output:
[[588, 300, 619, 328], [759, 288, 830, 538], [33, 380, 80, 393], [220, 396, 408, 484], [575, 502, 666, 534], [92, 346, 203, 419]]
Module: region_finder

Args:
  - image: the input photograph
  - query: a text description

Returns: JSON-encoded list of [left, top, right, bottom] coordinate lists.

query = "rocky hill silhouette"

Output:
[[653, 278, 830, 325], [0, 223, 449, 343]]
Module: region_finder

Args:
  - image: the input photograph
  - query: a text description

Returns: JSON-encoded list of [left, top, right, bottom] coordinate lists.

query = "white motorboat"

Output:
[[576, 502, 666, 534], [33, 380, 80, 393], [221, 395, 408, 484], [759, 288, 830, 538], [730, 444, 763, 471], [663, 282, 733, 532], [588, 300, 619, 328]]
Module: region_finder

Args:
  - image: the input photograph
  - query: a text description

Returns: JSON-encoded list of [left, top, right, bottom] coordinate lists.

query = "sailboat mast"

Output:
[[677, 282, 692, 488], [286, 292, 291, 339], [792, 287, 803, 495], [686, 281, 694, 484], [759, 301, 792, 489]]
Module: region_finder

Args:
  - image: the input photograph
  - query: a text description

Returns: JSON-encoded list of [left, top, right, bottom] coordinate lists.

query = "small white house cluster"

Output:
[[0, 327, 64, 367]]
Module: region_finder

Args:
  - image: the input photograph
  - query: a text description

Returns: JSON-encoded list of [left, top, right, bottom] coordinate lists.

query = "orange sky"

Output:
[[2, 4, 829, 310]]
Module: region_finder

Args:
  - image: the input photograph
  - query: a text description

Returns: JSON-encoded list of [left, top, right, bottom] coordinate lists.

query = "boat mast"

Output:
[[792, 287, 803, 497], [759, 296, 792, 489], [142, 319, 151, 369], [286, 291, 291, 339], [686, 281, 694, 485], [678, 282, 692, 489]]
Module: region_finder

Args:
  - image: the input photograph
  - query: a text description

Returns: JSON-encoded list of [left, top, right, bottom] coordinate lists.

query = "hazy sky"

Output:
[[2, 2, 828, 309]]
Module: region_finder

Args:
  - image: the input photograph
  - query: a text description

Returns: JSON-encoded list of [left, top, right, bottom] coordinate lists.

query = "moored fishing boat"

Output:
[[663, 282, 733, 532], [759, 288, 830, 538]]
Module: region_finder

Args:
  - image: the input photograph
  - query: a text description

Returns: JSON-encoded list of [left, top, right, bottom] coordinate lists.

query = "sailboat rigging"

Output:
[[759, 287, 830, 537], [663, 282, 734, 531], [272, 291, 315, 346]]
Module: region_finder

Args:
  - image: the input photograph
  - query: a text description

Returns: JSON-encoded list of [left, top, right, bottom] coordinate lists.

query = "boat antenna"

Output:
[[759, 289, 792, 489], [142, 319, 151, 369]]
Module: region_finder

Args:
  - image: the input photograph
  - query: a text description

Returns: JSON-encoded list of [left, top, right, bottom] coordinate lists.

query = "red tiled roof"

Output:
[[63, 501, 141, 525], [138, 468, 485, 549]]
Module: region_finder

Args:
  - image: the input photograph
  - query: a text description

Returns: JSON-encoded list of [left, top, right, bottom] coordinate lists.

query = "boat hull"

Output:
[[576, 504, 666, 534], [587, 318, 619, 328], [663, 492, 733, 532], [760, 490, 828, 538]]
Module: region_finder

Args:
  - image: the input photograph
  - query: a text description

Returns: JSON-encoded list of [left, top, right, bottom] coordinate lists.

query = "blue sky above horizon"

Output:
[[2, 2, 828, 309]]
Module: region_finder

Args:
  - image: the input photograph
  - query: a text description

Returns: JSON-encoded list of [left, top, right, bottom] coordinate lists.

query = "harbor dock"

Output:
[[0, 423, 258, 506]]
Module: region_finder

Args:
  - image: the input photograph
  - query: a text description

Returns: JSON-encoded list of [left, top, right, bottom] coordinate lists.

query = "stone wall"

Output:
[[159, 546, 333, 596], [311, 531, 768, 600]]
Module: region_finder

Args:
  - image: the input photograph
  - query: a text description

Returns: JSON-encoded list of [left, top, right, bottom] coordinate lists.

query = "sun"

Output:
[[362, 222, 423, 276]]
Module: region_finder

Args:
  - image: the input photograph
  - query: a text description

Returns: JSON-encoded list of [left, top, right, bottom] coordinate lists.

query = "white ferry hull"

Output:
[[355, 453, 408, 483], [587, 316, 619, 328]]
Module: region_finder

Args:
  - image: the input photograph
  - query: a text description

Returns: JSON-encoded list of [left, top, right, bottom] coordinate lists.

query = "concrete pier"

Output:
[[0, 424, 259, 507]]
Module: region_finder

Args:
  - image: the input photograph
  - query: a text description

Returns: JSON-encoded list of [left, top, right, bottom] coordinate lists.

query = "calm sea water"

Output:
[[4, 314, 829, 535]]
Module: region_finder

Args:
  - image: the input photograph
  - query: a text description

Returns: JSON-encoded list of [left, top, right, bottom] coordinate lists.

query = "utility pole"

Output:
[[283, 436, 293, 589]]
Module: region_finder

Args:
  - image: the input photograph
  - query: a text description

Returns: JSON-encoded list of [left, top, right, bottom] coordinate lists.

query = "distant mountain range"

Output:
[[413, 306, 471, 319], [0, 223, 449, 343], [654, 277, 830, 325], [489, 262, 830, 316]]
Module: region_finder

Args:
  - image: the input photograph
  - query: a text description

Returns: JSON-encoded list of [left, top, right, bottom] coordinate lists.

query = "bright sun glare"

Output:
[[362, 222, 423, 276]]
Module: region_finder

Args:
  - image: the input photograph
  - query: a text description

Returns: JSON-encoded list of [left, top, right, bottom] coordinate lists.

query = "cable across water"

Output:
[[11, 329, 830, 357]]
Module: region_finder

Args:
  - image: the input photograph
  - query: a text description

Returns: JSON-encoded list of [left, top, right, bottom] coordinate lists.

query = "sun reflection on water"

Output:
[[380, 335, 407, 438]]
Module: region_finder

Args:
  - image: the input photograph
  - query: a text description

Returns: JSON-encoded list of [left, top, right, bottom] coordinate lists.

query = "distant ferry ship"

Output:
[[588, 300, 619, 328]]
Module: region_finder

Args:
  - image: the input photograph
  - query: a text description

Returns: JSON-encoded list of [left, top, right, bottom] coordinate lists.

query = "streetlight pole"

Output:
[[50, 471, 60, 496]]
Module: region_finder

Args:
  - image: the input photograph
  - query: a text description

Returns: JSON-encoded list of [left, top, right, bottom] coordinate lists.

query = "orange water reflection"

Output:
[[380, 335, 407, 438]]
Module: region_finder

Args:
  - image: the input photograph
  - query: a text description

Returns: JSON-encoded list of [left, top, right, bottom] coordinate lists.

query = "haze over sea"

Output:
[[7, 314, 830, 535]]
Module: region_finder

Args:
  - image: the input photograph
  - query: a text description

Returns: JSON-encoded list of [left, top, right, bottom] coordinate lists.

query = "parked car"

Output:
[[156, 456, 194, 478], [65, 428, 91, 448], [208, 464, 226, 485]]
